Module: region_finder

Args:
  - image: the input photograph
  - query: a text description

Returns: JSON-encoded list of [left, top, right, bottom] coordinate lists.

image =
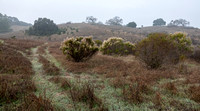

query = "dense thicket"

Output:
[[26, 18, 61, 36], [136, 32, 192, 69]]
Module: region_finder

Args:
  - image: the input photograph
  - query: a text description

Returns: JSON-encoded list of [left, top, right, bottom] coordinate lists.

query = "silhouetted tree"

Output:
[[168, 19, 190, 27], [86, 16, 97, 24], [127, 21, 137, 28], [153, 18, 166, 26], [106, 16, 123, 26], [27, 18, 59, 36]]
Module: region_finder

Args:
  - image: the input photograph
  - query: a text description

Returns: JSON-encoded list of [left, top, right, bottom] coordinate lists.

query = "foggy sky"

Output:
[[0, 0, 200, 28]]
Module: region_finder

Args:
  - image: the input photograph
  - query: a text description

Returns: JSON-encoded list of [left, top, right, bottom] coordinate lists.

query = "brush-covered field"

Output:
[[0, 25, 200, 111]]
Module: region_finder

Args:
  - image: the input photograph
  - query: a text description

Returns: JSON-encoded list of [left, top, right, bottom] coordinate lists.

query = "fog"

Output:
[[0, 0, 200, 27]]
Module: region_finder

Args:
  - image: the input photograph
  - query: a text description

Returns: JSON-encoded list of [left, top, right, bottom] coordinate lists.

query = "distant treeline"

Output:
[[0, 13, 32, 26], [0, 13, 31, 33]]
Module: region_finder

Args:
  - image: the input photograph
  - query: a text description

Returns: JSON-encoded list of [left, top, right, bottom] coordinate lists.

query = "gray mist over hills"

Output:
[[0, 0, 200, 28]]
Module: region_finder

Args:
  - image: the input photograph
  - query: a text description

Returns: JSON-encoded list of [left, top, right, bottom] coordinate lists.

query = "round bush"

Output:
[[136, 33, 177, 69], [100, 37, 135, 56], [94, 40, 103, 47], [169, 32, 193, 57], [136, 32, 193, 69], [60, 36, 98, 62]]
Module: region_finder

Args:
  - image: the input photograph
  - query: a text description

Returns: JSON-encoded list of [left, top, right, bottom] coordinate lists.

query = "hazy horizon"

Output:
[[0, 0, 200, 28]]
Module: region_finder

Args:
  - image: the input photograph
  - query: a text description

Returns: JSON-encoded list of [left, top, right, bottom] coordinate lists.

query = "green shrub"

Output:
[[190, 47, 200, 63], [100, 37, 135, 55], [60, 36, 98, 62], [136, 32, 193, 69], [169, 32, 193, 58], [94, 40, 103, 47], [136, 33, 177, 69]]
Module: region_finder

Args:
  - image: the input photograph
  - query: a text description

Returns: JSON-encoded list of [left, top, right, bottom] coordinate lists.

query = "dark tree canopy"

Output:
[[27, 18, 59, 36], [0, 18, 11, 33], [168, 19, 190, 27], [153, 18, 166, 26], [126, 21, 137, 28], [106, 16, 123, 26], [86, 16, 97, 24]]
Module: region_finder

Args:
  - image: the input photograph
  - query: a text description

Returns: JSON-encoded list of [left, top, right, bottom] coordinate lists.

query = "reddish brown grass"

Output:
[[188, 85, 200, 103], [49, 76, 71, 89], [48, 41, 179, 87], [153, 92, 162, 107], [69, 82, 107, 110], [0, 44, 33, 75], [37, 45, 47, 55], [2, 38, 43, 54], [169, 99, 198, 111], [122, 79, 152, 104], [185, 68, 200, 84], [17, 93, 54, 111], [38, 55, 60, 75], [0, 74, 36, 104], [163, 82, 178, 95]]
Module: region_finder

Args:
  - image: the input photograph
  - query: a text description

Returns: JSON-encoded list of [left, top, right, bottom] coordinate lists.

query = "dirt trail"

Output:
[[30, 45, 139, 110], [29, 46, 73, 111]]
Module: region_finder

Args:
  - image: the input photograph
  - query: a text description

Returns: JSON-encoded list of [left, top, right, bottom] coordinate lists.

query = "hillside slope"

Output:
[[0, 23, 200, 44]]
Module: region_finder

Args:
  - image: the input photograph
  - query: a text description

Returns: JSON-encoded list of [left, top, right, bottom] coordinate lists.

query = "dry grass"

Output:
[[47, 41, 200, 110], [0, 39, 42, 110], [0, 40, 36, 105], [0, 37, 199, 110], [49, 76, 71, 89], [38, 55, 60, 76], [0, 43, 33, 74], [0, 75, 36, 104], [37, 44, 47, 55], [49, 76, 108, 110], [48, 41, 178, 85], [17, 93, 54, 111], [153, 92, 162, 107], [188, 85, 200, 103], [163, 82, 178, 95], [68, 82, 108, 110], [185, 68, 200, 84], [190, 47, 200, 63], [2, 38, 43, 54], [122, 81, 149, 104]]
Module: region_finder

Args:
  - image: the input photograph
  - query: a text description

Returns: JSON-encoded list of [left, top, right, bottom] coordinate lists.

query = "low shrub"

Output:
[[136, 33, 177, 69], [164, 82, 177, 95], [190, 47, 200, 63], [69, 82, 107, 110], [188, 85, 200, 103], [100, 37, 135, 56], [122, 80, 151, 104], [0, 75, 36, 104], [169, 32, 193, 58], [49, 76, 71, 90], [60, 37, 98, 62], [38, 55, 60, 75], [136, 32, 193, 69], [17, 93, 54, 111], [95, 40, 103, 47]]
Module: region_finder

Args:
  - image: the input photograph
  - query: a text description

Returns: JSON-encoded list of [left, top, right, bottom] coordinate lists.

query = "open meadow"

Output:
[[0, 24, 200, 111]]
